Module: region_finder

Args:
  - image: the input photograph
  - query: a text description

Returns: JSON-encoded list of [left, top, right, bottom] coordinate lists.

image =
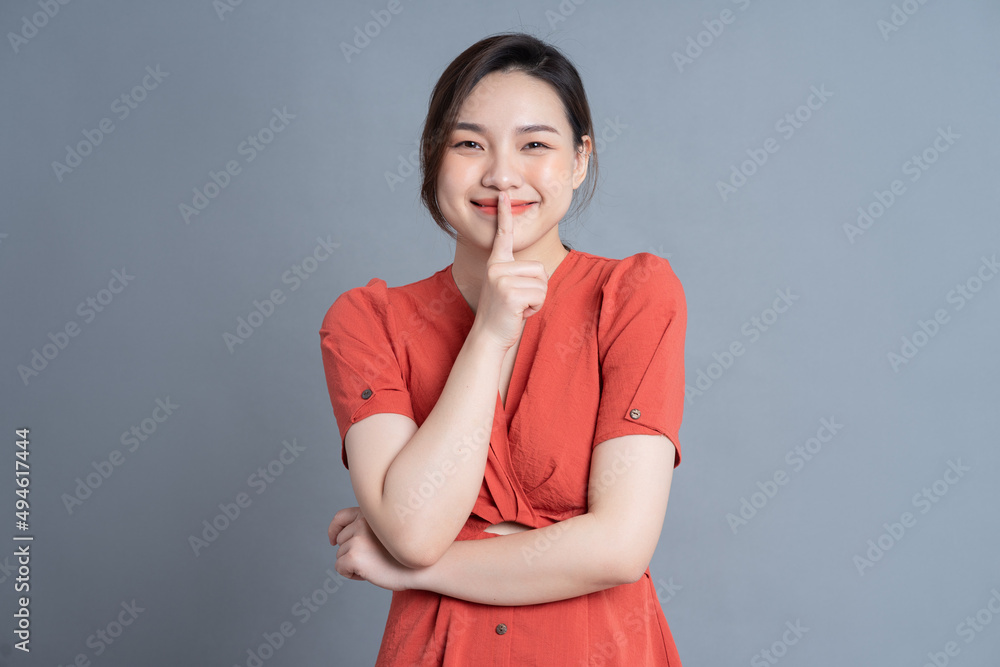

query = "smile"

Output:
[[471, 200, 536, 216]]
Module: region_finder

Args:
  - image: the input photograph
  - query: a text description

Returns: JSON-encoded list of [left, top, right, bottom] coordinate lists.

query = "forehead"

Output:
[[457, 71, 568, 131]]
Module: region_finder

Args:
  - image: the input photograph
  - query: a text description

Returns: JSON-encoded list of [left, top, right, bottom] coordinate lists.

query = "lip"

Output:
[[472, 198, 534, 206], [470, 199, 537, 216]]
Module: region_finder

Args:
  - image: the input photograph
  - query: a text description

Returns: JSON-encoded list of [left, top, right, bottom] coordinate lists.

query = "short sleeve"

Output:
[[593, 253, 687, 468], [319, 278, 415, 469]]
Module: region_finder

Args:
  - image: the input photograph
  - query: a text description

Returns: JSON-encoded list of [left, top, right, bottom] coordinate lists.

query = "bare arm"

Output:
[[343, 332, 504, 569], [342, 192, 546, 568], [334, 434, 676, 605]]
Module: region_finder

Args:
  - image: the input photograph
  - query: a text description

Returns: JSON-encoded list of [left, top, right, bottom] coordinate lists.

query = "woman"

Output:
[[321, 32, 686, 665]]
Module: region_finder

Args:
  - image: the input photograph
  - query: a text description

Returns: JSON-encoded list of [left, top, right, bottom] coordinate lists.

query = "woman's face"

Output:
[[436, 70, 591, 254]]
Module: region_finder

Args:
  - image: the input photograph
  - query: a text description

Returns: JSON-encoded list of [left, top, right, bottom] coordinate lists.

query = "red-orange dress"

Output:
[[320, 249, 686, 666]]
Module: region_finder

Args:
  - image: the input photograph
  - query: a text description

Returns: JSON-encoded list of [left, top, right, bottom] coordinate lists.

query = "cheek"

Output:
[[533, 159, 576, 201], [438, 160, 478, 199]]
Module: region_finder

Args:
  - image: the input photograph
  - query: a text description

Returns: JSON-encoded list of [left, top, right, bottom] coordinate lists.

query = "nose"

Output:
[[480, 143, 523, 191]]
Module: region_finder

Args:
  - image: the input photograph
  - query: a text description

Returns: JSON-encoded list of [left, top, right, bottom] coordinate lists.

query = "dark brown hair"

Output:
[[419, 32, 599, 243]]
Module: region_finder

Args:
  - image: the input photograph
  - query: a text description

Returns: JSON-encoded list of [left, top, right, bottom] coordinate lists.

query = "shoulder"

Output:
[[584, 251, 685, 314], [612, 252, 682, 292], [320, 277, 390, 334], [319, 267, 452, 334]]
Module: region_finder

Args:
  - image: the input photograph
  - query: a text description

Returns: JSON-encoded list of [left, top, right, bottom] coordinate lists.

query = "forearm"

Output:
[[376, 326, 506, 564], [408, 513, 635, 606]]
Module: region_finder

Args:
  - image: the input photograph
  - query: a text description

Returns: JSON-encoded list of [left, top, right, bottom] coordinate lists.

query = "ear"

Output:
[[572, 135, 593, 190]]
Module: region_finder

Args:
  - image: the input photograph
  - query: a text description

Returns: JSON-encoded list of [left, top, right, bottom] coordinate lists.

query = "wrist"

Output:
[[405, 558, 438, 593], [464, 323, 510, 362]]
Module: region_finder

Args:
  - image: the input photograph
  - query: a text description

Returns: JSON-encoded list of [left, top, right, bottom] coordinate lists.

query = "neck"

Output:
[[451, 235, 569, 314]]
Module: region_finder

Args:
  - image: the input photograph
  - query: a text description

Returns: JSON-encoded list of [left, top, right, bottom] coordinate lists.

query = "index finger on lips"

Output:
[[488, 191, 514, 265]]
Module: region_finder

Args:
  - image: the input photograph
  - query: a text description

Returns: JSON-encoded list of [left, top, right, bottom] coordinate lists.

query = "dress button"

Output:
[[495, 623, 507, 635], [629, 408, 641, 419], [361, 389, 373, 399]]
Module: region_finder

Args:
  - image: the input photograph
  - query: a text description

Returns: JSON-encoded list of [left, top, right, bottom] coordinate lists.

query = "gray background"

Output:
[[2, 0, 998, 665]]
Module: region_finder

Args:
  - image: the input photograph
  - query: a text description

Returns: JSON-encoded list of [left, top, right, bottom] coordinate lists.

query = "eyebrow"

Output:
[[454, 122, 561, 136]]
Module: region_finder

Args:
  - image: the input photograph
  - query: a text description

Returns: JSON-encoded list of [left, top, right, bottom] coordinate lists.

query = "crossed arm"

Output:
[[329, 426, 675, 606]]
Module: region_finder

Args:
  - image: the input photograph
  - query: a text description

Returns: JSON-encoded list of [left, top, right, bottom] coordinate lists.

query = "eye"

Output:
[[453, 140, 481, 149], [525, 141, 549, 150]]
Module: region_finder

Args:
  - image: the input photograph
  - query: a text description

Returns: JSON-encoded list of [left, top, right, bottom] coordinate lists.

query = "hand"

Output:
[[472, 191, 548, 350], [329, 507, 414, 592]]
